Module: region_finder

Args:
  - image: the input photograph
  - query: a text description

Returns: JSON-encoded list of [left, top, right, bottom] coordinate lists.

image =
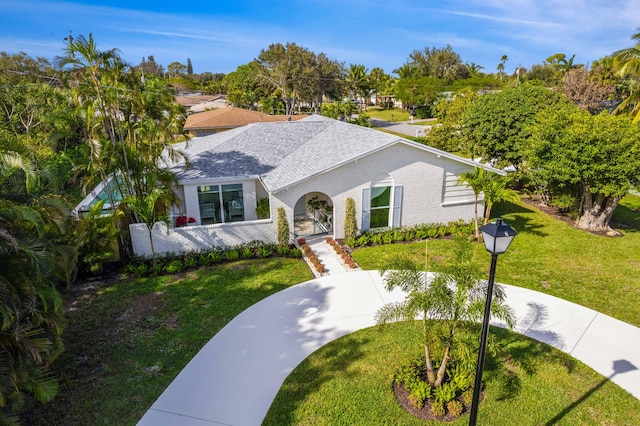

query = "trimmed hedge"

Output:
[[344, 219, 474, 248]]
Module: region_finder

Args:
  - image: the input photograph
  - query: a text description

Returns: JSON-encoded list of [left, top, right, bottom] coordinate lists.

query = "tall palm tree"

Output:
[[458, 168, 490, 239], [375, 238, 515, 387], [613, 30, 640, 122]]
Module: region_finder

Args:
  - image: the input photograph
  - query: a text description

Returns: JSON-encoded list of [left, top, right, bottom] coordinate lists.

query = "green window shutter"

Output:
[[392, 186, 403, 228]]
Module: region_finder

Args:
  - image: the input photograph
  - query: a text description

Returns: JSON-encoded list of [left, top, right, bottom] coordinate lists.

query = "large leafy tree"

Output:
[[224, 62, 266, 109], [463, 83, 571, 170], [428, 87, 480, 154], [256, 42, 310, 115], [0, 140, 74, 420], [402, 45, 470, 83], [394, 76, 444, 110], [527, 105, 640, 232], [375, 238, 514, 387]]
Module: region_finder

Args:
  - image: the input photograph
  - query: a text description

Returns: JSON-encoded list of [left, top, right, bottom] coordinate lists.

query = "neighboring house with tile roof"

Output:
[[183, 106, 309, 137], [130, 115, 504, 257]]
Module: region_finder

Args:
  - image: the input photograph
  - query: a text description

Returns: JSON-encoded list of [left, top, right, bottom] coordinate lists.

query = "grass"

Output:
[[23, 258, 313, 426], [24, 194, 640, 424], [353, 194, 640, 327], [366, 107, 412, 121], [263, 321, 640, 425]]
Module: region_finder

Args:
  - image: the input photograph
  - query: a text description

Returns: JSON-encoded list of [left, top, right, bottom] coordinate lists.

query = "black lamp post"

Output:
[[469, 218, 517, 426]]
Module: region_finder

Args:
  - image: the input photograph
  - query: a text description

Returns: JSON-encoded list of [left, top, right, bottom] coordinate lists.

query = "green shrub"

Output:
[[277, 207, 290, 247], [184, 256, 197, 269], [344, 197, 358, 240], [393, 230, 405, 242], [415, 228, 428, 239], [257, 246, 273, 258], [382, 231, 393, 244], [129, 262, 148, 277], [434, 383, 457, 403], [344, 237, 357, 248], [150, 262, 164, 276], [164, 259, 184, 273], [224, 250, 240, 261], [371, 233, 384, 245], [406, 229, 417, 240], [289, 248, 302, 258], [276, 245, 290, 256], [450, 365, 473, 392], [447, 399, 463, 417], [208, 251, 223, 264], [356, 234, 370, 247], [256, 197, 270, 219], [408, 380, 432, 409], [242, 247, 254, 259], [199, 253, 212, 266]]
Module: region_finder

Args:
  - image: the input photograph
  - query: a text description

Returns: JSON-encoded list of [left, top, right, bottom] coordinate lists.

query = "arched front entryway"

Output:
[[293, 192, 333, 237]]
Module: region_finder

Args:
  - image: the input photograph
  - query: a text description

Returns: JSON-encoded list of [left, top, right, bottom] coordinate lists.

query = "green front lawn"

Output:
[[264, 322, 640, 425], [353, 194, 640, 327], [24, 258, 313, 426]]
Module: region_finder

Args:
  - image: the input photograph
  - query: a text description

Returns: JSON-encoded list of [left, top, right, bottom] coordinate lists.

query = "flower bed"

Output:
[[326, 237, 358, 269]]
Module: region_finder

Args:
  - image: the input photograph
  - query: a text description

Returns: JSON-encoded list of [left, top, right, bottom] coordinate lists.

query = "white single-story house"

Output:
[[130, 115, 503, 257]]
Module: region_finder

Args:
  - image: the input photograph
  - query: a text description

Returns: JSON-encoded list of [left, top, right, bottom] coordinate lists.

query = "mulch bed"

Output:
[[393, 383, 480, 422], [520, 195, 621, 237]]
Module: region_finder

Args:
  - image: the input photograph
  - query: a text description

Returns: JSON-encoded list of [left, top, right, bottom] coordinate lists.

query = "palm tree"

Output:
[[375, 238, 515, 387], [0, 142, 74, 418], [458, 168, 490, 239], [482, 176, 520, 224], [613, 30, 640, 122], [123, 187, 171, 266]]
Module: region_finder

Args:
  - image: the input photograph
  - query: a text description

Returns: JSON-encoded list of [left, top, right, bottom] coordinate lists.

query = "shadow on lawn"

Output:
[[263, 332, 370, 425], [492, 202, 547, 237], [484, 327, 576, 402], [544, 359, 638, 425]]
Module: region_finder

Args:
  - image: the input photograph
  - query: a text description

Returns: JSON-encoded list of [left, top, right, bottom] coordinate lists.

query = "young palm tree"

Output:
[[458, 167, 490, 239], [482, 176, 520, 224], [375, 238, 515, 387], [123, 187, 171, 265]]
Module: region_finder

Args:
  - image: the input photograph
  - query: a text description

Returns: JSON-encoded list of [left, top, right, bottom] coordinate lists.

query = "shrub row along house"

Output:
[[124, 115, 503, 257]]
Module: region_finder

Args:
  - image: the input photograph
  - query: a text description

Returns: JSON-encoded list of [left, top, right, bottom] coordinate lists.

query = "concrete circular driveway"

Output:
[[138, 271, 640, 425]]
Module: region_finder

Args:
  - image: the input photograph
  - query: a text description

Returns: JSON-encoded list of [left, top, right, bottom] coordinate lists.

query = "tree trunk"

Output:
[[434, 344, 450, 387], [424, 345, 436, 386], [576, 188, 621, 232]]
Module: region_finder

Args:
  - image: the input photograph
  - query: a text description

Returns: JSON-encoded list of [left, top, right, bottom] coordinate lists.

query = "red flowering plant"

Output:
[[175, 215, 197, 227]]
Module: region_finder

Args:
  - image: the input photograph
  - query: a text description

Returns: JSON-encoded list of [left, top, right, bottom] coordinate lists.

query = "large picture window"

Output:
[[197, 184, 245, 225], [370, 186, 391, 228]]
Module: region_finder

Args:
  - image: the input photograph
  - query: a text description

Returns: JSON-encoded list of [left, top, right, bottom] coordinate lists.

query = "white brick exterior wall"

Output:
[[130, 220, 277, 257], [273, 142, 478, 240]]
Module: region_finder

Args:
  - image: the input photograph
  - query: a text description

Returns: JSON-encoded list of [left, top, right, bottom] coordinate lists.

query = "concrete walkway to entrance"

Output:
[[138, 265, 640, 425]]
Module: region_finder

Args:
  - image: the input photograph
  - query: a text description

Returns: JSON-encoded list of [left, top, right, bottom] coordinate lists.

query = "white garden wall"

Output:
[[130, 219, 277, 257]]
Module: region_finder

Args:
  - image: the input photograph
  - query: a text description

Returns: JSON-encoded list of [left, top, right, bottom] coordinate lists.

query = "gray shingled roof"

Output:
[[166, 115, 502, 192]]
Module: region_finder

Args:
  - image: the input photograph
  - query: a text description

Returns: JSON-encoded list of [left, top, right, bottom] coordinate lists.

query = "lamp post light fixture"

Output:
[[469, 218, 517, 426]]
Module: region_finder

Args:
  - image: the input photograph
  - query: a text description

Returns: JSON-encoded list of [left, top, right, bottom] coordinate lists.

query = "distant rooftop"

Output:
[[183, 106, 309, 131]]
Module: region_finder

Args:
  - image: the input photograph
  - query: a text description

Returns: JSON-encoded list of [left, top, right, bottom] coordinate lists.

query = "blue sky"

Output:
[[1, 0, 638, 75]]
